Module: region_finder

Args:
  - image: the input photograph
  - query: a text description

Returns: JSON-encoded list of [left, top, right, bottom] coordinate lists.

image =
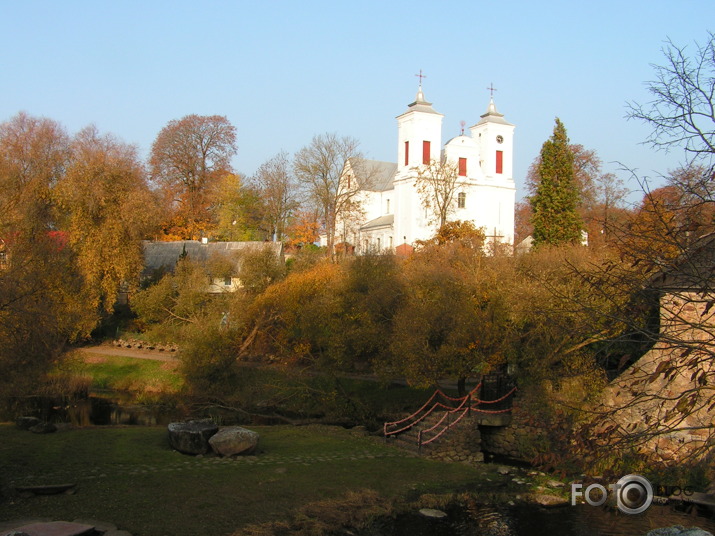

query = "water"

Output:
[[17, 394, 184, 426], [378, 502, 715, 536]]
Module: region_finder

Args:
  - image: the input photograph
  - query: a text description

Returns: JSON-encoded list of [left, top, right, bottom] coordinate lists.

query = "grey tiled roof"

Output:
[[142, 240, 283, 277], [360, 214, 394, 231], [350, 159, 397, 192]]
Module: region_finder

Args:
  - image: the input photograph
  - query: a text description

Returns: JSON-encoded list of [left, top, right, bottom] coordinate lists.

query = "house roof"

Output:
[[360, 214, 394, 231], [648, 231, 715, 291], [142, 240, 283, 277], [349, 159, 397, 192]]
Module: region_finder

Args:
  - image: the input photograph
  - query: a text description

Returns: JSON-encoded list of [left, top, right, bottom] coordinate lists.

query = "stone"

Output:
[[418, 508, 448, 519], [528, 493, 570, 508], [71, 520, 117, 532], [209, 426, 259, 457], [167, 420, 218, 455], [646, 526, 714, 536], [16, 416, 41, 430], [28, 422, 57, 434], [9, 521, 95, 536], [497, 466, 511, 475]]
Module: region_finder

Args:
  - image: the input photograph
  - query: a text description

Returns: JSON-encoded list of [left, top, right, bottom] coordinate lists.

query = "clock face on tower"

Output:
[[496, 135, 504, 144]]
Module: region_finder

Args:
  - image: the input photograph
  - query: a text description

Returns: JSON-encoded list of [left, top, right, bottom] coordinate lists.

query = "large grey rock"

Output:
[[646, 526, 714, 536], [28, 422, 57, 434], [168, 420, 218, 455], [16, 416, 40, 430], [209, 426, 259, 457]]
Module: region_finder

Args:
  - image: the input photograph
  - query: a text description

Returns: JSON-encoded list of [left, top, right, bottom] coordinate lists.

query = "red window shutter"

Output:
[[404, 141, 409, 166], [496, 150, 503, 174], [458, 157, 467, 176], [423, 141, 430, 165]]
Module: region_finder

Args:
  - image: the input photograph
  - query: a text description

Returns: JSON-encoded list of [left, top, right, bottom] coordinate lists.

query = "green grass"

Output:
[[55, 352, 183, 394], [0, 424, 514, 536]]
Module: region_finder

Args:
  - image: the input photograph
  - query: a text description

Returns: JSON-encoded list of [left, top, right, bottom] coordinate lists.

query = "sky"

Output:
[[1, 1, 713, 205]]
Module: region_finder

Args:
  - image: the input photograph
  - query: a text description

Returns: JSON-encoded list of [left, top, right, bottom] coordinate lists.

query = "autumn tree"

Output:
[[0, 234, 91, 397], [391, 232, 510, 395], [56, 126, 159, 313], [414, 157, 461, 228], [530, 118, 583, 247], [0, 112, 70, 236], [210, 173, 264, 241], [252, 151, 300, 242], [293, 133, 366, 256], [150, 114, 237, 240]]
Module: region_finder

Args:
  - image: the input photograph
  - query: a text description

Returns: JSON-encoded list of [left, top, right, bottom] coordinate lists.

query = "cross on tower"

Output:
[[415, 69, 427, 86], [487, 227, 503, 243], [486, 83, 497, 97]]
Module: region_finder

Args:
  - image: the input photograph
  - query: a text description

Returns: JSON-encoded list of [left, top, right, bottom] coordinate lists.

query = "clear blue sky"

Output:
[[1, 1, 712, 204]]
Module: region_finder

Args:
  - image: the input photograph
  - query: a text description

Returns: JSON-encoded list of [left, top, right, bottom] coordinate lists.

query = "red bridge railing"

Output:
[[383, 382, 517, 453]]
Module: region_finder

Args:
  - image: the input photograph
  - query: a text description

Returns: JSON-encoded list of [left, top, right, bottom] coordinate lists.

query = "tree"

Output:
[[414, 157, 461, 228], [390, 242, 511, 396], [527, 143, 629, 249], [293, 133, 366, 256], [252, 151, 300, 242], [56, 126, 159, 313], [0, 112, 70, 237], [150, 114, 237, 240], [627, 32, 715, 165], [210, 173, 264, 241], [530, 118, 583, 247], [285, 209, 321, 249], [0, 234, 90, 397]]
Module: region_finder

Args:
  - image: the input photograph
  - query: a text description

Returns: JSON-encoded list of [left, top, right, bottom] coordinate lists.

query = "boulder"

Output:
[[168, 420, 218, 455], [16, 416, 41, 430], [419, 508, 448, 519], [29, 422, 57, 434], [209, 426, 259, 457], [528, 493, 570, 508]]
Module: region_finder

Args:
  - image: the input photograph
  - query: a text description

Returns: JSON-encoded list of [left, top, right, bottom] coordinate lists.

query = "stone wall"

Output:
[[426, 420, 484, 464], [597, 291, 715, 464], [478, 405, 544, 461]]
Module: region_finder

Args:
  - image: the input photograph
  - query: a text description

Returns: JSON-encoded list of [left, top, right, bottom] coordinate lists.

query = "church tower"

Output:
[[393, 83, 444, 246], [470, 97, 515, 182], [396, 84, 443, 171], [469, 96, 516, 247]]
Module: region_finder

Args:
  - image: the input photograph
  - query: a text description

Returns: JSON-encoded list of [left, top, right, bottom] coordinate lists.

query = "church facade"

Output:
[[340, 85, 516, 254]]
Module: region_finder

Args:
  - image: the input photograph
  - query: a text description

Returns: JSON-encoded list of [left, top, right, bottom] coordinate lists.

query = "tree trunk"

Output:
[[457, 376, 467, 398]]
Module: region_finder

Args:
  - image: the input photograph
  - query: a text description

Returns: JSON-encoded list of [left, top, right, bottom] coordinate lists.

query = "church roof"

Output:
[[445, 134, 478, 148], [350, 159, 397, 192], [361, 214, 394, 231], [397, 85, 442, 117], [473, 97, 514, 127]]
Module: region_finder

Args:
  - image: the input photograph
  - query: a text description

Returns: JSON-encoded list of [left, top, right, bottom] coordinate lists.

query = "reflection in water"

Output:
[[22, 395, 183, 426]]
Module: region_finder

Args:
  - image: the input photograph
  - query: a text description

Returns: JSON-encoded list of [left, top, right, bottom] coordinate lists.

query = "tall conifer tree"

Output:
[[530, 118, 583, 246]]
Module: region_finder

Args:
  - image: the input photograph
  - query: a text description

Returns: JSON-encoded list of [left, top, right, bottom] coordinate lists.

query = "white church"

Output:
[[338, 83, 516, 254]]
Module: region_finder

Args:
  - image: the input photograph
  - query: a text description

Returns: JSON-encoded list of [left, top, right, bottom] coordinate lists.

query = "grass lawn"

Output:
[[0, 424, 513, 536], [57, 351, 183, 394]]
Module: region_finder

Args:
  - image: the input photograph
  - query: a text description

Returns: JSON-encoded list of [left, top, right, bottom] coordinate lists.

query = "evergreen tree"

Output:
[[530, 118, 583, 247]]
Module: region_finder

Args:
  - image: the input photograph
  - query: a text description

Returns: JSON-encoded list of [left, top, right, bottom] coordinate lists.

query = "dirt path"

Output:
[[76, 344, 179, 362]]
